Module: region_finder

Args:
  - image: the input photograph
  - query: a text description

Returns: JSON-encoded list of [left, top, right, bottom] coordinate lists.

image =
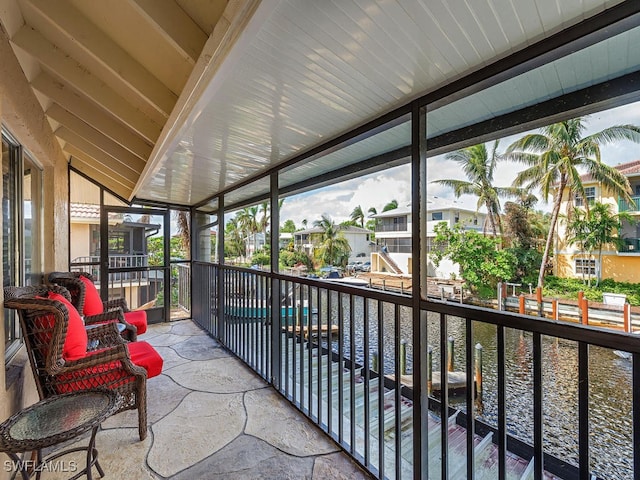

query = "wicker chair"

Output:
[[48, 271, 147, 341], [3, 284, 163, 441]]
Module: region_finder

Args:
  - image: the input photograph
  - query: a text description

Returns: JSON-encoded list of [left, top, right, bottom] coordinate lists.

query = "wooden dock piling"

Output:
[[400, 340, 407, 375], [475, 343, 483, 400], [625, 303, 632, 332]]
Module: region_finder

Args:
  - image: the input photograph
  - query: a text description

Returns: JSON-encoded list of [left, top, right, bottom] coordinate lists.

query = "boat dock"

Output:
[[284, 324, 339, 338]]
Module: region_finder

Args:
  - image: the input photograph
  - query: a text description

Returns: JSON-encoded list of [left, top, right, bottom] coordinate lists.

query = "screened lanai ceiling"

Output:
[[2, 0, 638, 207]]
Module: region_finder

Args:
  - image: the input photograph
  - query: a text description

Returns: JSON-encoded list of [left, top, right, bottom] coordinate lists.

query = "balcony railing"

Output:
[[192, 262, 640, 479], [376, 224, 407, 233], [618, 196, 640, 212], [620, 238, 640, 253]]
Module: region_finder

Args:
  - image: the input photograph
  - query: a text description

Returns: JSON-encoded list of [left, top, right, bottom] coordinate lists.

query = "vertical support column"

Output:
[[217, 194, 226, 345], [270, 173, 281, 390], [625, 303, 632, 333], [411, 102, 428, 479], [99, 189, 108, 302], [163, 208, 171, 323]]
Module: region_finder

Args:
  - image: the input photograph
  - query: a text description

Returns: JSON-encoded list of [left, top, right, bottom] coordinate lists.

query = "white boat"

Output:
[[613, 350, 632, 360]]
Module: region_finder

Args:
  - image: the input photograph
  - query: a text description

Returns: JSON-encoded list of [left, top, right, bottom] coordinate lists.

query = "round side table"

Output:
[[0, 390, 121, 480]]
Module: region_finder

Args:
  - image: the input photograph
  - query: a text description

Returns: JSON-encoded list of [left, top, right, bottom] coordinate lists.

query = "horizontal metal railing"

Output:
[[192, 261, 640, 480]]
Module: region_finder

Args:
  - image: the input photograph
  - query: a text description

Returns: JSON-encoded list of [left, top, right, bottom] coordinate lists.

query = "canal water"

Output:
[[322, 295, 633, 479]]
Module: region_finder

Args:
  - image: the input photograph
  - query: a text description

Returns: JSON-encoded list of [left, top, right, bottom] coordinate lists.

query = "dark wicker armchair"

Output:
[[48, 271, 146, 341], [3, 284, 163, 441]]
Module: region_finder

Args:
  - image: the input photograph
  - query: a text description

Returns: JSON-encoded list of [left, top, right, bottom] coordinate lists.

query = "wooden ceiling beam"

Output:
[[66, 147, 136, 193], [47, 104, 146, 174], [130, 0, 207, 64], [12, 26, 163, 142], [32, 73, 153, 160], [23, 0, 177, 117], [56, 127, 141, 181]]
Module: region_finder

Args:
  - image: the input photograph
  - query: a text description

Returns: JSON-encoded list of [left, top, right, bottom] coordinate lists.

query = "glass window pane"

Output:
[[23, 155, 42, 285]]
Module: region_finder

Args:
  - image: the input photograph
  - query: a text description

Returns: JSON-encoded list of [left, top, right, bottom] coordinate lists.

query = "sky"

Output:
[[279, 101, 640, 228]]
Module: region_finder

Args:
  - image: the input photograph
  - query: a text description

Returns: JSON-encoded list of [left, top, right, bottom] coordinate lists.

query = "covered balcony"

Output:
[[2, 1, 640, 480], [40, 319, 371, 479]]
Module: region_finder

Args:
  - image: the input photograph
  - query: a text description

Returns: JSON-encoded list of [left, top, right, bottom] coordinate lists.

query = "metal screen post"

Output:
[[270, 173, 281, 389]]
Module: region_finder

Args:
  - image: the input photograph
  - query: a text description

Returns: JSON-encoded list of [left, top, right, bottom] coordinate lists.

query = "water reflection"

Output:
[[328, 296, 633, 479]]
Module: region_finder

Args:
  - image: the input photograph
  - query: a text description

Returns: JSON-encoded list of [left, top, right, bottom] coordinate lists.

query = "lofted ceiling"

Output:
[[1, 0, 636, 208], [0, 0, 234, 200]]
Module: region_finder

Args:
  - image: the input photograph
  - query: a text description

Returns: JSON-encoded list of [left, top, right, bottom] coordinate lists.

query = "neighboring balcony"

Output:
[[620, 237, 640, 253], [618, 196, 640, 212]]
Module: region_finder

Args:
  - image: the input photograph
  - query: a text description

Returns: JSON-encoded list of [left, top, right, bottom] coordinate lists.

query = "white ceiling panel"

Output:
[[427, 24, 640, 139], [138, 0, 629, 207]]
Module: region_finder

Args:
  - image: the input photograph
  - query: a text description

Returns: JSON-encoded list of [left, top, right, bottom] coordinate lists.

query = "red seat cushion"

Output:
[[124, 310, 147, 335], [127, 341, 163, 378], [55, 357, 134, 393], [47, 292, 88, 361], [80, 275, 104, 316]]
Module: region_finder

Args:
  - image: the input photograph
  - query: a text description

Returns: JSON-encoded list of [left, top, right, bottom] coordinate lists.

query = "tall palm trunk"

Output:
[[538, 179, 566, 288], [485, 200, 498, 236]]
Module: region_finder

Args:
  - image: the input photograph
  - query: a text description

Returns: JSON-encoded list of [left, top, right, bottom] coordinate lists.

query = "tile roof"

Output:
[[581, 159, 640, 181], [70, 203, 121, 221]]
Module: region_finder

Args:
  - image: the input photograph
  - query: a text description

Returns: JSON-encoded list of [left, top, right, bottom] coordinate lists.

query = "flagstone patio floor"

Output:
[[44, 319, 374, 479]]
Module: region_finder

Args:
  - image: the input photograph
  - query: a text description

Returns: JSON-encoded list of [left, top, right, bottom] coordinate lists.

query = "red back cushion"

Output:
[[48, 292, 88, 361], [79, 275, 104, 316]]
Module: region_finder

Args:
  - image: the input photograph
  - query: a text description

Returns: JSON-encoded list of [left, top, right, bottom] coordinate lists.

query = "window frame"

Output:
[[575, 257, 597, 276], [575, 186, 596, 207], [3, 129, 43, 361]]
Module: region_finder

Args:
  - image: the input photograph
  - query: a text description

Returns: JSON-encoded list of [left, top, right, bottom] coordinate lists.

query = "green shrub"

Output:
[[543, 276, 640, 305]]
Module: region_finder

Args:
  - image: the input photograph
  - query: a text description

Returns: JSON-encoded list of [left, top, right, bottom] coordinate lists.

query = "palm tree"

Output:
[[350, 205, 365, 227], [506, 117, 640, 288], [236, 207, 258, 237], [563, 208, 592, 284], [579, 202, 634, 286], [224, 217, 245, 259], [313, 214, 351, 267], [382, 199, 398, 212], [175, 211, 190, 257], [432, 140, 520, 236]]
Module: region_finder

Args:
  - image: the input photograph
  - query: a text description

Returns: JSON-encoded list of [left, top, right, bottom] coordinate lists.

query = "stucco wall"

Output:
[[556, 252, 640, 283], [0, 21, 69, 447]]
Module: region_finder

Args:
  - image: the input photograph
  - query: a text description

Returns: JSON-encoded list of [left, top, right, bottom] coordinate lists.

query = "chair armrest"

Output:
[[104, 298, 130, 312], [86, 322, 126, 349], [85, 308, 137, 341]]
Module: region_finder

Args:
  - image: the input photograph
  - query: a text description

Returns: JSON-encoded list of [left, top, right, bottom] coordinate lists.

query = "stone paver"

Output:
[[43, 428, 154, 480], [166, 356, 267, 393], [43, 319, 373, 480], [151, 345, 191, 370], [102, 373, 190, 431], [172, 334, 230, 360], [245, 388, 338, 457], [171, 321, 208, 336], [313, 452, 374, 479], [144, 332, 189, 347], [172, 434, 316, 479], [148, 390, 245, 477]]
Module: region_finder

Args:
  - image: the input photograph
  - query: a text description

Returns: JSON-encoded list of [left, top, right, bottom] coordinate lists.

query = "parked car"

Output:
[[346, 261, 362, 274], [359, 261, 371, 272]]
